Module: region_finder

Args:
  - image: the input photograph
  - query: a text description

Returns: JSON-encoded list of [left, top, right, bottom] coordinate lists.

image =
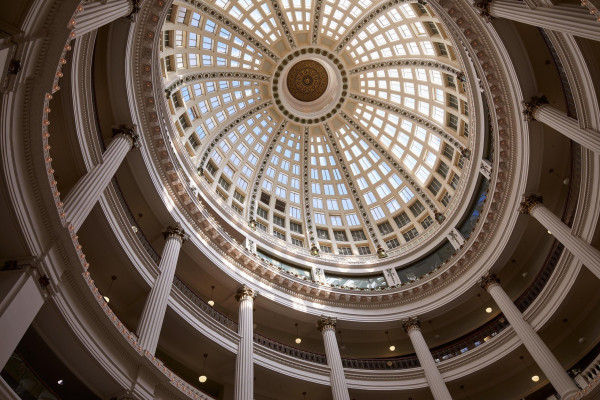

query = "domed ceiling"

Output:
[[159, 0, 477, 264]]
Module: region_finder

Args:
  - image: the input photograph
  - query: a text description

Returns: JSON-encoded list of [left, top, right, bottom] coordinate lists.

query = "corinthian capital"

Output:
[[402, 317, 421, 333], [317, 316, 337, 331], [519, 194, 543, 214], [112, 124, 140, 149], [479, 272, 500, 291], [522, 95, 548, 121], [163, 225, 188, 242], [235, 286, 257, 302]]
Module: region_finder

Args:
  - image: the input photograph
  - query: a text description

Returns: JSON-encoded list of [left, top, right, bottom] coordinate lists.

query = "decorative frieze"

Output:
[[269, 0, 297, 49]]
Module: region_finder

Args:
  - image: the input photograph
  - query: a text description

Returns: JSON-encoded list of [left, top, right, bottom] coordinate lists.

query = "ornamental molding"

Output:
[[269, 0, 296, 49], [311, 0, 323, 45], [164, 71, 271, 97], [350, 59, 462, 76]]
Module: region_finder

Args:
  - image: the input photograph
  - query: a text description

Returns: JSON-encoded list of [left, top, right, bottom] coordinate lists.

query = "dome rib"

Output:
[[339, 111, 440, 217]]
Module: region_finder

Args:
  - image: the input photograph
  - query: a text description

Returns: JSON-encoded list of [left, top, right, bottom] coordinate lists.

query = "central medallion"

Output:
[[286, 60, 329, 102], [272, 47, 348, 124]]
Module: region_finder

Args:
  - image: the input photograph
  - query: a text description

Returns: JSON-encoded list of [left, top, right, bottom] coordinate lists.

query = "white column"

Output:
[[234, 287, 256, 400], [403, 318, 452, 400], [318, 317, 350, 400], [62, 127, 139, 232], [523, 99, 600, 154], [480, 273, 579, 398], [136, 226, 187, 355], [0, 269, 45, 369], [521, 195, 600, 279], [73, 0, 134, 37], [479, 0, 600, 41]]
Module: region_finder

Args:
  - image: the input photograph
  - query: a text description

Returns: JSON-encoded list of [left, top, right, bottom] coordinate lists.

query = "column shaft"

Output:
[[0, 270, 45, 369], [62, 133, 135, 232], [534, 105, 600, 154], [322, 327, 350, 400], [74, 0, 133, 37], [234, 290, 255, 400], [137, 233, 184, 355], [405, 323, 452, 400], [486, 282, 579, 398], [530, 204, 600, 279], [490, 0, 600, 41]]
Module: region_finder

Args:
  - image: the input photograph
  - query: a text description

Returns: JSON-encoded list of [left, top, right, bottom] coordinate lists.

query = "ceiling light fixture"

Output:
[[520, 355, 540, 384], [531, 375, 540, 382], [103, 275, 117, 303], [385, 330, 395, 352], [199, 353, 208, 383], [207, 285, 215, 306], [57, 379, 64, 385], [477, 293, 492, 314], [294, 323, 301, 344]]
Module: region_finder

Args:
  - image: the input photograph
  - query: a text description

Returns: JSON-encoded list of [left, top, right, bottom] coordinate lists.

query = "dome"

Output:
[[2, 0, 600, 399], [159, 0, 479, 266]]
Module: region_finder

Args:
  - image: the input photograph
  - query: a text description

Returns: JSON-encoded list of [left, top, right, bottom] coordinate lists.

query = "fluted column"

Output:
[[0, 269, 45, 369], [234, 287, 257, 400], [520, 195, 600, 279], [318, 317, 350, 400], [476, 0, 600, 41], [136, 226, 187, 355], [480, 273, 579, 398], [62, 127, 139, 232], [403, 318, 452, 400], [523, 97, 600, 153], [73, 0, 135, 37]]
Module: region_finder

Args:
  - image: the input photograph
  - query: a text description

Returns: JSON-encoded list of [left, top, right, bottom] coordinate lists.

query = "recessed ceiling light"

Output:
[[485, 307, 492, 313], [295, 338, 302, 344], [199, 375, 207, 383], [207, 300, 215, 306], [389, 345, 396, 351], [531, 375, 539, 382]]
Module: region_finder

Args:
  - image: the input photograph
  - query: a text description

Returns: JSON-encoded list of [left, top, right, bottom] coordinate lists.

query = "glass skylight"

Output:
[[160, 0, 474, 259]]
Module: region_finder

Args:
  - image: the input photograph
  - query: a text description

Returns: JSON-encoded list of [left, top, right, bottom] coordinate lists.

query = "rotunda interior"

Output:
[[1, 0, 600, 400]]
